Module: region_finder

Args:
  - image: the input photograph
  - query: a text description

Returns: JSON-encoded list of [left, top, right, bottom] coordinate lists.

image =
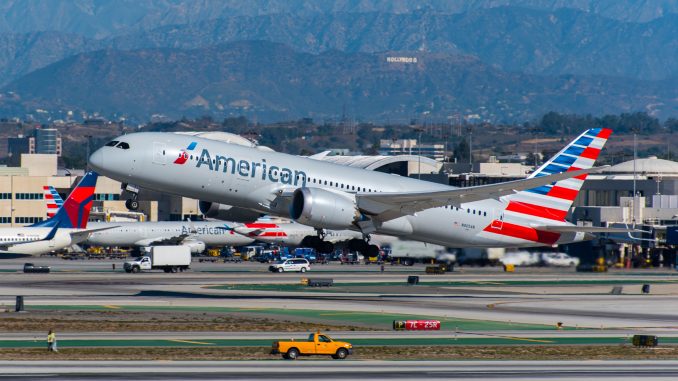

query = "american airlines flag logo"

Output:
[[43, 186, 63, 218], [174, 142, 198, 165]]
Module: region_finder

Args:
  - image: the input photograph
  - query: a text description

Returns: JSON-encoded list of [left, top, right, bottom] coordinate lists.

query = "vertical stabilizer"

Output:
[[504, 128, 612, 222], [32, 172, 98, 228]]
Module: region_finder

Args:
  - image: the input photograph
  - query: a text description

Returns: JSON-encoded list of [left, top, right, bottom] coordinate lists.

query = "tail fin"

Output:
[[504, 128, 612, 222], [43, 185, 64, 218], [32, 171, 99, 228]]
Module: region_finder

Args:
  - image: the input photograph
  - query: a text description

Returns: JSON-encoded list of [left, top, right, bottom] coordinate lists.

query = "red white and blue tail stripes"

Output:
[[505, 128, 611, 222], [481, 128, 611, 245], [43, 186, 64, 218]]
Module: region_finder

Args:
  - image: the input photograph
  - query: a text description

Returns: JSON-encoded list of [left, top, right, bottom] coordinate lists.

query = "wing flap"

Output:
[[357, 166, 607, 220]]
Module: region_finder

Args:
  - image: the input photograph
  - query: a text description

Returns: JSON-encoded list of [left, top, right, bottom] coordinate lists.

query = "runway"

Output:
[[2, 258, 678, 330], [3, 360, 678, 380]]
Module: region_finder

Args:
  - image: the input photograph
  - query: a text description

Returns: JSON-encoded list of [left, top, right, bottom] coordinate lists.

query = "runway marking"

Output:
[[464, 331, 555, 344], [500, 336, 554, 343], [102, 305, 121, 309], [168, 339, 215, 345]]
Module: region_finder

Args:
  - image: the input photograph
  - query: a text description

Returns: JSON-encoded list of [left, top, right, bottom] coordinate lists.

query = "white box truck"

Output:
[[388, 240, 456, 267], [124, 246, 191, 273]]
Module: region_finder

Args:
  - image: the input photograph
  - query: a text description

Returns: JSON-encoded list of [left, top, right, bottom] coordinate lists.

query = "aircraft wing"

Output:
[[356, 166, 607, 221], [69, 226, 121, 242], [134, 234, 190, 246]]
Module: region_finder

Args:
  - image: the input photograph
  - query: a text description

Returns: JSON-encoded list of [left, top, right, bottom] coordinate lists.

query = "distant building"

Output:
[[33, 128, 61, 155], [6, 136, 30, 166], [5, 128, 62, 162], [379, 139, 445, 161]]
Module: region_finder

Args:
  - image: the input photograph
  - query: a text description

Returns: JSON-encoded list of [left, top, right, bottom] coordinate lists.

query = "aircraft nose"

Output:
[[88, 148, 105, 173]]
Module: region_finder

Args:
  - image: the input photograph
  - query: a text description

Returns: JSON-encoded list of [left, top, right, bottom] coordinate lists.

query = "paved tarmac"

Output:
[[3, 360, 678, 380], [2, 259, 678, 329], [5, 329, 678, 340]]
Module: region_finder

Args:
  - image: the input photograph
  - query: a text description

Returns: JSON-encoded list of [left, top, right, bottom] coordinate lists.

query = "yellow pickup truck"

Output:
[[271, 332, 353, 360]]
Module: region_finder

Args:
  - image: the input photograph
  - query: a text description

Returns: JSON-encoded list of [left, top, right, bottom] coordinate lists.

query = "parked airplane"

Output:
[[0, 172, 111, 256], [84, 221, 255, 253], [45, 185, 256, 253], [89, 128, 614, 250], [232, 220, 397, 254]]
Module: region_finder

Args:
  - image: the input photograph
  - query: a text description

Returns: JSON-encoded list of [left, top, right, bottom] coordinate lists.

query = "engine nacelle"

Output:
[[182, 240, 206, 254], [291, 187, 360, 230], [198, 201, 262, 222]]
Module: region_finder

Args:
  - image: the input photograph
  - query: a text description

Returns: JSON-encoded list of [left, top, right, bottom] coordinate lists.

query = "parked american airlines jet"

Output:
[[84, 221, 255, 253], [46, 186, 255, 253], [0, 172, 112, 256], [89, 129, 614, 250], [232, 221, 396, 254]]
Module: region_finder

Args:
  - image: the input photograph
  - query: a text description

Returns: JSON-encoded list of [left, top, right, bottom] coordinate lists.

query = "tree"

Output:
[[454, 138, 470, 163]]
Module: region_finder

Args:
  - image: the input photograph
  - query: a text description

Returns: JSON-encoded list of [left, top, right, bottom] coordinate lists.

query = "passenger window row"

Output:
[[443, 204, 488, 217]]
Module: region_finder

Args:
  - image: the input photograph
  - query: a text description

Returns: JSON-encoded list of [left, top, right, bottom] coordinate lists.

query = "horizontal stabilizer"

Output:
[[535, 226, 644, 233]]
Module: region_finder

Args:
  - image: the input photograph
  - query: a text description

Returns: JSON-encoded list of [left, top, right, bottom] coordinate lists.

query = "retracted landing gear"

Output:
[[122, 183, 140, 211]]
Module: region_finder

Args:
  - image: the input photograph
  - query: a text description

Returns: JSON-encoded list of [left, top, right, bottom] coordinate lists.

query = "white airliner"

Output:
[[0, 172, 112, 256], [89, 128, 618, 250], [231, 220, 397, 254], [45, 186, 255, 253], [83, 221, 255, 253]]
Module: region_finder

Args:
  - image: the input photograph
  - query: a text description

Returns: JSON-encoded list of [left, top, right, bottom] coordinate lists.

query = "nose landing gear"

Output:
[[125, 198, 139, 211], [122, 183, 140, 211]]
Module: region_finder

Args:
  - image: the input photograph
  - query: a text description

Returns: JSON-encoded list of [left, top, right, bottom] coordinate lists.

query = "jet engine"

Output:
[[291, 188, 360, 230], [182, 240, 206, 254], [199, 201, 262, 222]]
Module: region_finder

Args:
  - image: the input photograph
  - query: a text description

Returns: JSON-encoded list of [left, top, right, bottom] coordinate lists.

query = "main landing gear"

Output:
[[347, 238, 379, 257], [302, 235, 335, 254], [122, 183, 140, 211]]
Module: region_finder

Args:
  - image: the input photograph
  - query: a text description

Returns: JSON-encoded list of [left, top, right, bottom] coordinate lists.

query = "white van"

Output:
[[268, 258, 310, 273]]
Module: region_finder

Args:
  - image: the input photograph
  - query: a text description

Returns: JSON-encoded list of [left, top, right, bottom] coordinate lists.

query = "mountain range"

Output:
[[0, 1, 676, 123], [3, 40, 674, 122]]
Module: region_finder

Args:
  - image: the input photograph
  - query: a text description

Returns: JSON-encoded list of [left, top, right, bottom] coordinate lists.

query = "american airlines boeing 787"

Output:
[[89, 128, 614, 251]]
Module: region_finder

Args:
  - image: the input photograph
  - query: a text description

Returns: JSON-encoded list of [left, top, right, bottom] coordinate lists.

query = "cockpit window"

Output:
[[105, 141, 119, 147], [116, 142, 130, 149]]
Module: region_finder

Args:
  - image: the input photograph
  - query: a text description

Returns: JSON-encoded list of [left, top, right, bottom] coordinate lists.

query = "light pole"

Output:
[[411, 125, 425, 180]]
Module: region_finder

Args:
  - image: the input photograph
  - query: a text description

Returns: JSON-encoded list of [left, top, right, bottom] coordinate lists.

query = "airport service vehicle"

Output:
[[0, 172, 114, 257], [388, 239, 455, 266], [500, 251, 541, 266], [268, 258, 310, 273], [23, 263, 50, 273], [271, 332, 353, 360], [123, 246, 191, 273], [457, 247, 505, 266], [90, 128, 630, 251], [541, 252, 580, 267]]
